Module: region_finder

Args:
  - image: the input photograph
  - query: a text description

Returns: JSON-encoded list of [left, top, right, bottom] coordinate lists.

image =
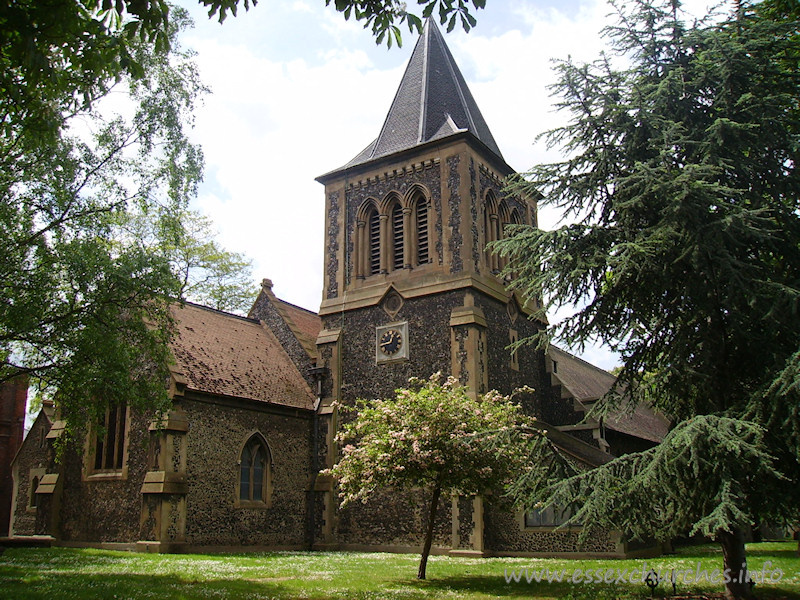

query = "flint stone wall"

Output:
[[182, 397, 311, 548]]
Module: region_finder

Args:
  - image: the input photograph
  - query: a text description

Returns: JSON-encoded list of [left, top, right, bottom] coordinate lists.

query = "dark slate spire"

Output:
[[344, 18, 503, 169]]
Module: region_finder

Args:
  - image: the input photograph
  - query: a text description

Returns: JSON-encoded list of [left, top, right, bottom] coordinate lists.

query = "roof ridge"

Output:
[[177, 300, 260, 324], [268, 301, 317, 359], [431, 23, 478, 135], [550, 344, 617, 378], [274, 297, 319, 317], [417, 17, 430, 144]]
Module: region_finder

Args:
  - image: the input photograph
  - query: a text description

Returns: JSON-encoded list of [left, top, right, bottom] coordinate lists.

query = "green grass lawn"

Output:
[[0, 541, 798, 599]]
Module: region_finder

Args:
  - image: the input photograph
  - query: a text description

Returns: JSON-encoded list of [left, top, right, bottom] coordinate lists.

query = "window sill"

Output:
[[85, 470, 126, 482], [235, 500, 272, 510]]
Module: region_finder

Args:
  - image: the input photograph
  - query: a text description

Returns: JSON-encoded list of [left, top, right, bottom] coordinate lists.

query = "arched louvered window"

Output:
[[367, 207, 381, 276], [502, 208, 523, 278], [484, 192, 500, 272], [391, 202, 404, 271], [238, 435, 272, 506], [497, 201, 513, 272], [415, 196, 430, 265]]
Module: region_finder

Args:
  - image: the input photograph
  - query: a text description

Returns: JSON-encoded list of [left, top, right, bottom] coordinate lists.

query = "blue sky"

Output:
[[177, 0, 717, 370]]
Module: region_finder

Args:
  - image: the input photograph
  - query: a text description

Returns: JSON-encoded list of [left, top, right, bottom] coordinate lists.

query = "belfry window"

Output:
[[498, 205, 522, 273], [238, 435, 272, 506], [367, 207, 380, 276], [414, 196, 430, 266], [357, 192, 432, 278], [391, 202, 404, 271], [484, 192, 500, 272]]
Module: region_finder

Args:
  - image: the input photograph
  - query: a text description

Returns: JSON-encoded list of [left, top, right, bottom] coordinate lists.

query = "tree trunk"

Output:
[[717, 527, 754, 600], [417, 481, 443, 580]]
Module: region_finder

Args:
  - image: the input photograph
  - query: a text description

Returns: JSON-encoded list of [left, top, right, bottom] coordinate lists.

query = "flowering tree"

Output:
[[327, 374, 539, 579]]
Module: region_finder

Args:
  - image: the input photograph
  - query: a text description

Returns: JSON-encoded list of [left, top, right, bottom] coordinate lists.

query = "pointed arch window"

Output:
[[238, 434, 272, 507], [391, 202, 404, 271], [367, 206, 380, 276], [413, 194, 430, 266], [483, 192, 500, 272]]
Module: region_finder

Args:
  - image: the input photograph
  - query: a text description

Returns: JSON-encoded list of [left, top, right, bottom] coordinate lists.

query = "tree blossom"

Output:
[[324, 373, 542, 580]]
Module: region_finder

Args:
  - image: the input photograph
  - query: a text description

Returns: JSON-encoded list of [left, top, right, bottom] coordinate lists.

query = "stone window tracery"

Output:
[[238, 434, 272, 507], [390, 201, 404, 271], [356, 189, 432, 279], [411, 192, 430, 266]]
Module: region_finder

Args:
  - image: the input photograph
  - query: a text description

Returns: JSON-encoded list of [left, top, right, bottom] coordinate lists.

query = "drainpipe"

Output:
[[307, 366, 329, 550]]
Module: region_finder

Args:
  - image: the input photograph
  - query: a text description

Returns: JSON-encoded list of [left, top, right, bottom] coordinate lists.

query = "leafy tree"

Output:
[[1, 0, 486, 113], [496, 1, 800, 598], [325, 0, 486, 47], [1, 8, 208, 431], [1, 0, 259, 433], [327, 374, 538, 580], [120, 207, 257, 314]]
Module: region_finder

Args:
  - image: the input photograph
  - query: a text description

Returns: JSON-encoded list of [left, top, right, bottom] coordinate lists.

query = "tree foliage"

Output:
[[120, 207, 257, 314], [495, 1, 800, 597], [1, 8, 204, 427], [326, 0, 486, 47], [1, 5, 254, 436], [327, 374, 539, 579], [509, 415, 784, 541]]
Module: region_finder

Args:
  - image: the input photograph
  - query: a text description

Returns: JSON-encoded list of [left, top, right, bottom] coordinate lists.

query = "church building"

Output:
[[7, 20, 668, 557]]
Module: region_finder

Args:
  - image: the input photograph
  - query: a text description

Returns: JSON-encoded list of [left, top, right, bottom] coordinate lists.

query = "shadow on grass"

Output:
[[411, 574, 633, 599], [746, 548, 800, 559], [0, 569, 293, 600], [409, 574, 800, 600]]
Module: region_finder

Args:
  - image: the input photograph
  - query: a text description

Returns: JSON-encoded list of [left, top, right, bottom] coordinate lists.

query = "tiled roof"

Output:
[[548, 345, 670, 443], [339, 18, 503, 171], [270, 297, 322, 359], [277, 301, 322, 343], [549, 346, 617, 403], [169, 303, 314, 410], [604, 401, 670, 444], [538, 423, 613, 467]]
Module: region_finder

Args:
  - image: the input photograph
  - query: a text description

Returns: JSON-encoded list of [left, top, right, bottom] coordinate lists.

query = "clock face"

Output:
[[376, 322, 408, 363], [379, 329, 403, 356]]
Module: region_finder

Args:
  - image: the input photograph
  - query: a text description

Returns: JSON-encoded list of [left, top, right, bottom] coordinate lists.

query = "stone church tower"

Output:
[[313, 19, 559, 553]]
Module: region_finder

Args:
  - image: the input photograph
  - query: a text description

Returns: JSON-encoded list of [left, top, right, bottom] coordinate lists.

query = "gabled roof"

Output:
[[340, 18, 503, 171], [549, 346, 618, 403], [264, 293, 322, 361], [169, 303, 314, 411], [548, 345, 670, 444], [276, 300, 322, 345]]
